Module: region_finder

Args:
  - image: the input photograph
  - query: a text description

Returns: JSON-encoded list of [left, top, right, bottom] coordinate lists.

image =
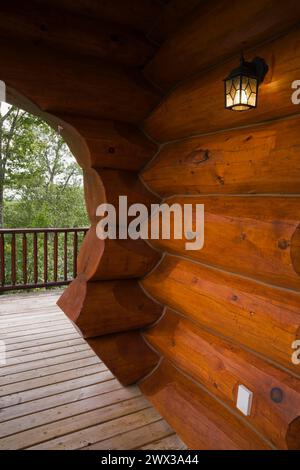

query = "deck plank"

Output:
[[0, 291, 185, 450]]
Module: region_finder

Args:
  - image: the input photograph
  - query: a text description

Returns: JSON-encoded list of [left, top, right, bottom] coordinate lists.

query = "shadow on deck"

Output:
[[0, 291, 186, 450]]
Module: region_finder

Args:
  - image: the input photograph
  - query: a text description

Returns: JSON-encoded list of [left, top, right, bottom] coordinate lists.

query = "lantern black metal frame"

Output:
[[224, 54, 268, 111]]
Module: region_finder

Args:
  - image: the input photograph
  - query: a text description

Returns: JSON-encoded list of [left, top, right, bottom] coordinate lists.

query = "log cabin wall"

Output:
[[139, 0, 300, 450], [0, 0, 168, 383], [1, 0, 300, 450]]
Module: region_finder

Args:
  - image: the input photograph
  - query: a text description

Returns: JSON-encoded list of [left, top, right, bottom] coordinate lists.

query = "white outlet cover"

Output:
[[236, 384, 253, 416]]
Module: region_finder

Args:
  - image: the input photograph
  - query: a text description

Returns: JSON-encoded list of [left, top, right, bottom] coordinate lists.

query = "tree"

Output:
[[0, 103, 88, 229]]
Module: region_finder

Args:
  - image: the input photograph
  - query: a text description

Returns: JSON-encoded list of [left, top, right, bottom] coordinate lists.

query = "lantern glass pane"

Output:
[[225, 73, 257, 110], [248, 92, 256, 107]]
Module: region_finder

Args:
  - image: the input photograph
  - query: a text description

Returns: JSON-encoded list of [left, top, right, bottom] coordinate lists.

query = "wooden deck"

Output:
[[0, 291, 186, 450]]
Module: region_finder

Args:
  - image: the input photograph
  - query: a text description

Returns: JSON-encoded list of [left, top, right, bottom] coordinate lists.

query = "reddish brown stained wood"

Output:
[[144, 27, 300, 142], [146, 0, 300, 90], [149, 196, 300, 290], [83, 168, 159, 224], [77, 225, 161, 281], [57, 275, 163, 338], [87, 331, 160, 385], [0, 234, 5, 286], [98, 169, 160, 209], [144, 309, 300, 449], [142, 116, 300, 196], [0, 3, 156, 68], [82, 168, 106, 224], [33, 232, 38, 284], [148, 0, 204, 45], [142, 255, 300, 373], [11, 233, 16, 286], [57, 115, 157, 171], [38, 0, 164, 35], [63, 231, 68, 282], [140, 360, 271, 450], [22, 233, 27, 285], [0, 39, 160, 124]]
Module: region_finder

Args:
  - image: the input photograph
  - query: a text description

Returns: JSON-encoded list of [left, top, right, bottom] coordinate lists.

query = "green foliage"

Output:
[[0, 104, 89, 291], [0, 103, 88, 228]]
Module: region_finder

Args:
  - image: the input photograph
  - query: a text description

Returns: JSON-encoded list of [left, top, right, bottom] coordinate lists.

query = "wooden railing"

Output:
[[0, 228, 88, 293]]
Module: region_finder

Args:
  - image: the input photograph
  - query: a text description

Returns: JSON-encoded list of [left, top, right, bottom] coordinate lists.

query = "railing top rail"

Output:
[[0, 227, 89, 234]]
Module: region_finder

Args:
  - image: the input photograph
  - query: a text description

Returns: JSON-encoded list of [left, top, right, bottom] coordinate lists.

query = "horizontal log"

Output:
[[57, 115, 157, 171], [144, 309, 300, 449], [142, 116, 300, 196], [146, 0, 300, 89], [142, 255, 300, 373], [0, 39, 160, 123], [148, 0, 203, 44], [0, 3, 156, 67], [38, 0, 164, 35], [144, 26, 300, 141], [57, 276, 163, 338], [87, 331, 160, 385], [149, 196, 300, 290], [78, 225, 161, 281], [140, 360, 271, 449]]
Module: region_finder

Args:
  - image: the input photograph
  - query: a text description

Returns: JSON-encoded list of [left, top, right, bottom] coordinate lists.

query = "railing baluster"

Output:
[[0, 233, 5, 286], [53, 232, 58, 282], [64, 231, 68, 281], [0, 227, 88, 292], [44, 232, 48, 284], [33, 232, 38, 284], [22, 233, 27, 285], [11, 233, 16, 286], [73, 230, 78, 278]]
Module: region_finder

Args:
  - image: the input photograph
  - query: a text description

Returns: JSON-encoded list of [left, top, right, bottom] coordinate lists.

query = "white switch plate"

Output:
[[236, 384, 253, 416]]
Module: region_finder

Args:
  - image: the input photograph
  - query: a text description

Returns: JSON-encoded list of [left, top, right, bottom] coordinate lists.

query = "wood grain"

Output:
[[140, 360, 271, 450], [142, 116, 300, 196], [37, 0, 164, 35], [58, 115, 157, 171], [87, 331, 160, 385], [0, 3, 156, 67], [0, 39, 160, 123], [57, 276, 163, 338], [142, 255, 300, 373], [144, 310, 300, 449], [146, 0, 300, 89], [145, 26, 300, 141], [148, 196, 300, 290], [78, 225, 161, 281]]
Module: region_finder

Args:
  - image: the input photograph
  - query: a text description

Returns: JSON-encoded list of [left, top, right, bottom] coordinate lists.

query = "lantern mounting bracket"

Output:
[[251, 57, 269, 84]]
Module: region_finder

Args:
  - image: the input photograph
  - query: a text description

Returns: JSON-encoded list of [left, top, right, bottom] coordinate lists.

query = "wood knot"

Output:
[[185, 148, 210, 165], [278, 239, 290, 250], [216, 175, 225, 185], [270, 387, 284, 403]]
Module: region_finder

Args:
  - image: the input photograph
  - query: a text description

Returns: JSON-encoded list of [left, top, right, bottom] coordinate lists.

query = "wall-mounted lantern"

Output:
[[224, 54, 268, 111]]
